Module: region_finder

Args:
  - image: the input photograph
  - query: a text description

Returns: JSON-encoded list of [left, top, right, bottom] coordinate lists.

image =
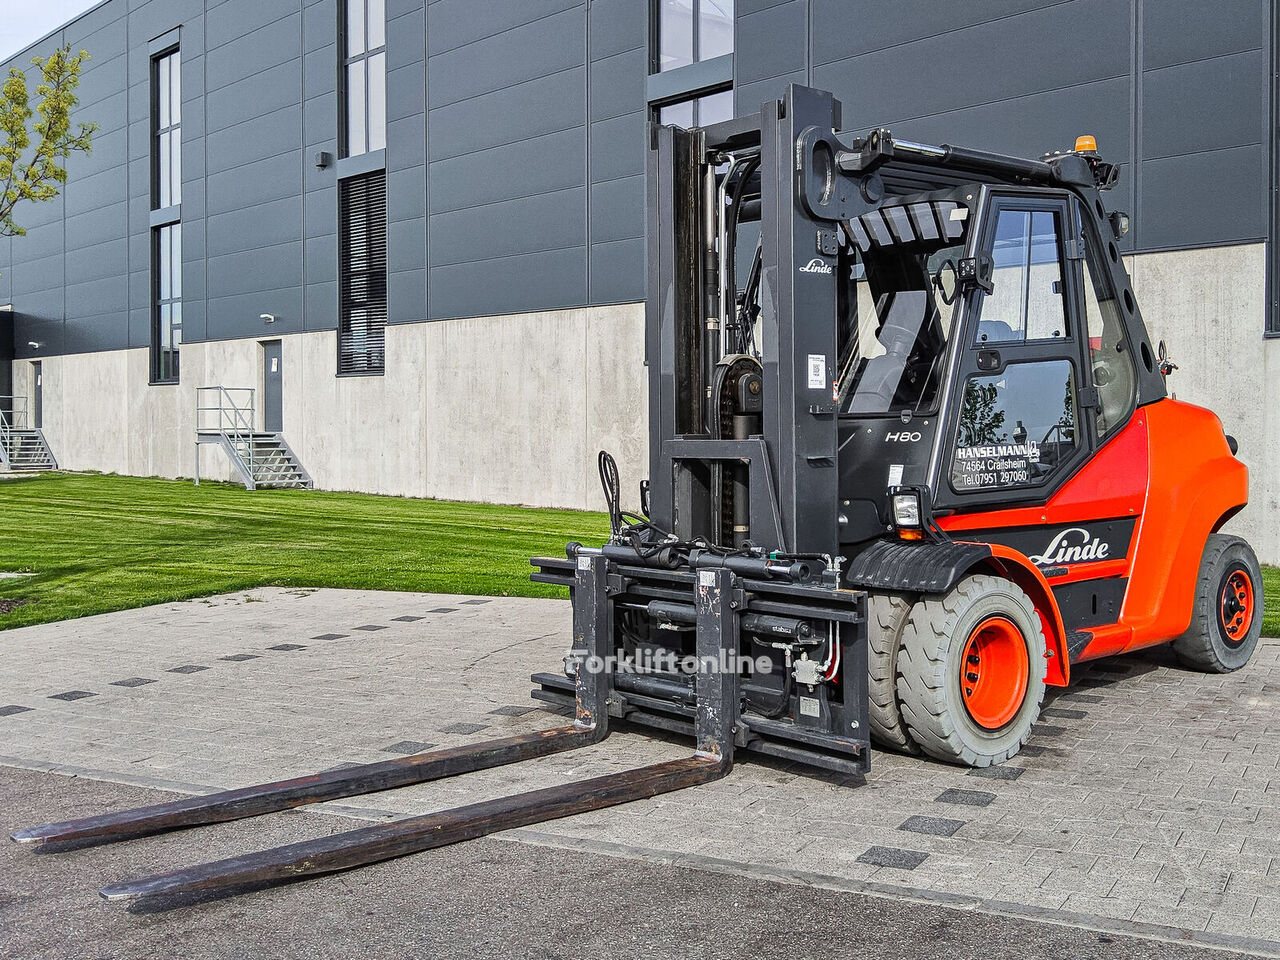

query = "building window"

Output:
[[150, 47, 181, 384], [338, 171, 387, 375], [656, 0, 734, 72], [651, 1, 734, 128], [153, 49, 180, 208], [342, 0, 386, 157], [153, 224, 182, 383], [658, 89, 734, 128]]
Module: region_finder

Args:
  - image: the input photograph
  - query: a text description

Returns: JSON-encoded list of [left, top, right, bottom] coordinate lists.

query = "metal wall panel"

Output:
[[736, 0, 1272, 257], [0, 0, 1270, 360], [587, 0, 646, 305], [1138, 0, 1268, 251], [386, 0, 427, 324], [425, 0, 588, 318]]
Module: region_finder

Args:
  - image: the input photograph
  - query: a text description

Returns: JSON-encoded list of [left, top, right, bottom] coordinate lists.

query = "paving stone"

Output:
[[1178, 888, 1258, 918], [1061, 893, 1138, 921], [968, 764, 1024, 781], [440, 722, 488, 736], [311, 633, 349, 640], [109, 677, 156, 688], [48, 690, 96, 700], [0, 705, 33, 716], [1016, 744, 1047, 757], [489, 705, 537, 717], [1061, 692, 1104, 704], [429, 608, 458, 614], [1031, 724, 1067, 738], [1042, 708, 1088, 720], [461, 598, 492, 605], [219, 653, 261, 661], [382, 740, 435, 754], [391, 616, 424, 622], [166, 665, 208, 674], [898, 815, 964, 837], [267, 644, 307, 652], [935, 788, 995, 807], [856, 845, 928, 870], [1205, 912, 1280, 940], [353, 625, 387, 632]]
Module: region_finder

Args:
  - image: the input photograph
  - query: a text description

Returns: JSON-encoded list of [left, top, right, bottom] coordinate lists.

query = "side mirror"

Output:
[[933, 260, 959, 304]]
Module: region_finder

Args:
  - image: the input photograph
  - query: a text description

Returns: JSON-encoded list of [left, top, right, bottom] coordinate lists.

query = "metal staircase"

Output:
[[0, 397, 57, 472], [195, 387, 312, 491]]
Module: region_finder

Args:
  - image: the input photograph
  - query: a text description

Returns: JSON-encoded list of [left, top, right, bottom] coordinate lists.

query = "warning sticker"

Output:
[[887, 463, 904, 488], [953, 441, 1040, 490], [807, 354, 827, 390]]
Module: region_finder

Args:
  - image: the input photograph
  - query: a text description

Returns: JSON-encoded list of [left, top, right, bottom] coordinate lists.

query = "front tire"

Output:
[[1172, 534, 1263, 673], [896, 575, 1046, 767], [866, 593, 918, 754]]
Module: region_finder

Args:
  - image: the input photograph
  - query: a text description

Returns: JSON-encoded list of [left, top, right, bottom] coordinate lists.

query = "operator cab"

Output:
[[834, 170, 1154, 546]]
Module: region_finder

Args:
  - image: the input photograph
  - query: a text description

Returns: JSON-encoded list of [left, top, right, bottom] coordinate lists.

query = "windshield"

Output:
[[837, 199, 968, 416]]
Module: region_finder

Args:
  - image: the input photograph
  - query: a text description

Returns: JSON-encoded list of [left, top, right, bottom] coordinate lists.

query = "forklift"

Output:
[[10, 85, 1261, 899]]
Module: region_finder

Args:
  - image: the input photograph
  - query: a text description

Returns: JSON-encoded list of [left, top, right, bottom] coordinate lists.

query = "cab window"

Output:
[[836, 200, 967, 416], [1080, 231, 1137, 438], [976, 209, 1068, 344], [950, 359, 1079, 492]]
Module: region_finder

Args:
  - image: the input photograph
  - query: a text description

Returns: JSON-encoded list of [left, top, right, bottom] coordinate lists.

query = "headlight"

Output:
[[893, 493, 921, 528]]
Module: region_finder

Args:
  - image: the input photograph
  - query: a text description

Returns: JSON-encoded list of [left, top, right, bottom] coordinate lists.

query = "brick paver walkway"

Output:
[[0, 588, 1277, 952]]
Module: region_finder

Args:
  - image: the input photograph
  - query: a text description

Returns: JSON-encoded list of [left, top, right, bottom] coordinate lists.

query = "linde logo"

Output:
[[1028, 527, 1111, 566], [799, 258, 833, 275], [885, 431, 922, 442]]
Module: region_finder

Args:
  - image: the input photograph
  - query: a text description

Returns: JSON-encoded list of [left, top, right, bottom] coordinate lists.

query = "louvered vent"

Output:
[[338, 171, 387, 374]]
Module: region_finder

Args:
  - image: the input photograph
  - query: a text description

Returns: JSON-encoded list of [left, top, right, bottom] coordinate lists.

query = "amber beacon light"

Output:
[[1074, 134, 1098, 153]]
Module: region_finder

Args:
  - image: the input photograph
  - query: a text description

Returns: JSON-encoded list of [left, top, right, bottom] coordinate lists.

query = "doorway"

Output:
[[261, 341, 282, 433], [31, 361, 42, 428]]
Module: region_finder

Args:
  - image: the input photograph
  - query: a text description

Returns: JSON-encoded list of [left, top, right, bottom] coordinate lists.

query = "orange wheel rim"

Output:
[[1219, 569, 1254, 646], [960, 616, 1029, 730]]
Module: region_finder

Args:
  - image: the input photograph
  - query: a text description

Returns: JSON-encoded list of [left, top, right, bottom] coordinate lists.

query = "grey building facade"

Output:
[[3, 0, 1279, 555]]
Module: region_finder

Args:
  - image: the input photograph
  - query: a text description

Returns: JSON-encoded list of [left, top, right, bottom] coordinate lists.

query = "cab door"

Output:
[[934, 192, 1096, 513], [934, 192, 1152, 652]]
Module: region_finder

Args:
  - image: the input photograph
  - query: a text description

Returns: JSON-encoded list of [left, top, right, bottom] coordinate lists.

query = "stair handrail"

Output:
[[195, 387, 257, 476], [0, 395, 29, 455]]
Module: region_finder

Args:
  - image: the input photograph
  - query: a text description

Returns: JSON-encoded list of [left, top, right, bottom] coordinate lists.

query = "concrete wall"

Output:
[[1129, 242, 1280, 563], [12, 303, 648, 510]]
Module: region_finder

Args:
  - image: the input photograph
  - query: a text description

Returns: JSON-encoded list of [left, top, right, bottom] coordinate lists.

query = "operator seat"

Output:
[[847, 290, 927, 413]]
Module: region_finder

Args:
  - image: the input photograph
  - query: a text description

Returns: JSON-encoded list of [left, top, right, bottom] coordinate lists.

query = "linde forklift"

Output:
[[10, 85, 1259, 899]]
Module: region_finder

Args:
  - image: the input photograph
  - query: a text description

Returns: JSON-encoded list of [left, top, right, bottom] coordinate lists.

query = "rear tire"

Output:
[[1172, 534, 1262, 673], [866, 593, 919, 754], [896, 575, 1046, 767]]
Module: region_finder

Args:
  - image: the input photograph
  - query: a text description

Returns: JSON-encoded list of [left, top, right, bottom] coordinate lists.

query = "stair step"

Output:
[[206, 428, 309, 491]]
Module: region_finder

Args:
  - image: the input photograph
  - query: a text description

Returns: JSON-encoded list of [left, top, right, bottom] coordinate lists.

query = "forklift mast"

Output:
[[647, 86, 843, 558], [645, 84, 1166, 564]]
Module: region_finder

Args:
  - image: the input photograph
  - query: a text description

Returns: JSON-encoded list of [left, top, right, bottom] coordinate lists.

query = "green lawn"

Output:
[[1263, 566, 1280, 638], [0, 472, 1277, 637], [0, 473, 608, 631]]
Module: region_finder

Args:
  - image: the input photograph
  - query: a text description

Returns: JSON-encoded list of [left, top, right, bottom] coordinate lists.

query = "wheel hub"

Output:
[[960, 616, 1030, 731], [1219, 569, 1254, 647]]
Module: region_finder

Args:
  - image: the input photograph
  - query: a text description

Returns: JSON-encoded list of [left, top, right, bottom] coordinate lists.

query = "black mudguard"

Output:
[[843, 538, 993, 594]]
